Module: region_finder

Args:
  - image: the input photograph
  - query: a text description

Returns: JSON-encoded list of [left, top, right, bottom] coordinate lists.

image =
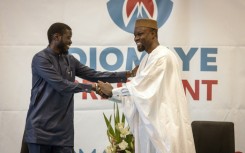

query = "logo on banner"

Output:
[[107, 0, 173, 33]]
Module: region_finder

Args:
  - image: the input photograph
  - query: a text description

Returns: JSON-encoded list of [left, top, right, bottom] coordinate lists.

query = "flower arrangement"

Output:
[[103, 103, 134, 153]]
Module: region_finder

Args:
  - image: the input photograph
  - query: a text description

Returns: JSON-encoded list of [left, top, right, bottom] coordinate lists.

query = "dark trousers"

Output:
[[27, 143, 74, 153], [20, 135, 29, 153]]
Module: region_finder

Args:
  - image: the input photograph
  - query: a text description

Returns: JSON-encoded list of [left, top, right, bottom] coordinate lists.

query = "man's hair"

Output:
[[47, 22, 71, 44]]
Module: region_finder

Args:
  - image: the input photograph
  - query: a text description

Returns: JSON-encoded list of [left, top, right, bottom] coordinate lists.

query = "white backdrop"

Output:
[[1, 0, 245, 153]]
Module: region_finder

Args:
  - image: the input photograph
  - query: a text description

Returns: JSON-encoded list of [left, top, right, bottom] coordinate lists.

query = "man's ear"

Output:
[[52, 33, 61, 41], [151, 30, 157, 36], [151, 30, 158, 39]]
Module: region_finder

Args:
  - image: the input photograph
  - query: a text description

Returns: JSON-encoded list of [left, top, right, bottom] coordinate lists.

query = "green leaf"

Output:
[[122, 113, 126, 127], [103, 113, 115, 137], [125, 134, 134, 150], [114, 103, 122, 142], [114, 103, 120, 125]]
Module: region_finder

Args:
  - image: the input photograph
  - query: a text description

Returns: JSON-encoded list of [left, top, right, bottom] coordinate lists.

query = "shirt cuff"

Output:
[[78, 83, 92, 92], [115, 71, 128, 82], [112, 87, 130, 97]]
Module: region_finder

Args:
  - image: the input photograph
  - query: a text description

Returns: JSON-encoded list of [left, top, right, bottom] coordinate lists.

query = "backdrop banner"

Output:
[[0, 0, 245, 153]]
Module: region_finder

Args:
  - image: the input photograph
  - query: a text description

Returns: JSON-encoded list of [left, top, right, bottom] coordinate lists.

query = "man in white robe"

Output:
[[98, 18, 196, 153]]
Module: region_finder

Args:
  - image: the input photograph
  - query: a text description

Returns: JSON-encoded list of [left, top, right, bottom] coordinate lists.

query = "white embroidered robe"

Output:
[[111, 46, 196, 153]]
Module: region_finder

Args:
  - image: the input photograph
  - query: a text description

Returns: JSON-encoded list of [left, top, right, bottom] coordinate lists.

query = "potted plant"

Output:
[[103, 103, 134, 153]]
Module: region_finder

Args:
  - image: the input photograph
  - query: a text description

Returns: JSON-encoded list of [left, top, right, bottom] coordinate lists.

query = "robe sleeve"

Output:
[[110, 87, 137, 134]]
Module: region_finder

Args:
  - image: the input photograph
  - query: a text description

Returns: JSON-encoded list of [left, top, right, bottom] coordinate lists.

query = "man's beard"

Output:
[[137, 45, 145, 52], [57, 41, 68, 55]]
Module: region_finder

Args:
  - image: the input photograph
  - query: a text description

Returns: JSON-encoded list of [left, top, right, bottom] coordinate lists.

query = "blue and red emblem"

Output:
[[107, 0, 173, 33]]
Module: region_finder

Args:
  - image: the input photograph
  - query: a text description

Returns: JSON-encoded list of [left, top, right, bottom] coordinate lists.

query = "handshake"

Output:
[[92, 66, 139, 99], [93, 81, 114, 99]]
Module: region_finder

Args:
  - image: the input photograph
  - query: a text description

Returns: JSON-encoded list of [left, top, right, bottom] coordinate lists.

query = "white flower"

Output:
[[105, 145, 116, 153], [118, 140, 128, 150], [116, 122, 124, 130], [120, 126, 130, 138]]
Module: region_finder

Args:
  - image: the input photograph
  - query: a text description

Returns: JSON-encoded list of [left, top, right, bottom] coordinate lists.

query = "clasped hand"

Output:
[[95, 81, 113, 99], [95, 65, 139, 98]]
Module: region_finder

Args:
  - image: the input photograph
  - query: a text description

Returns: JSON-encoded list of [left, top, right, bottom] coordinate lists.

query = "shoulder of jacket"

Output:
[[33, 49, 52, 62]]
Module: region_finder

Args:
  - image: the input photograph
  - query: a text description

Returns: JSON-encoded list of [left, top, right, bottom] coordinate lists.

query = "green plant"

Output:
[[103, 103, 134, 153]]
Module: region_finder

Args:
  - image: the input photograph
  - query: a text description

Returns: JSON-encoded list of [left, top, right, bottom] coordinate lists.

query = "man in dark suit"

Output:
[[22, 22, 137, 153]]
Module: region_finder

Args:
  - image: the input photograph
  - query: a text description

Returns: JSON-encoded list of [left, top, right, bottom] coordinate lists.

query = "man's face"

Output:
[[134, 27, 153, 52], [57, 29, 72, 55]]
